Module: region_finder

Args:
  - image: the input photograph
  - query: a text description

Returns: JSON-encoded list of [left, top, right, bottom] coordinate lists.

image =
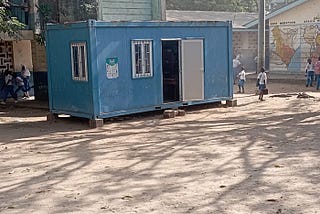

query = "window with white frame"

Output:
[[131, 40, 153, 78], [71, 42, 88, 81]]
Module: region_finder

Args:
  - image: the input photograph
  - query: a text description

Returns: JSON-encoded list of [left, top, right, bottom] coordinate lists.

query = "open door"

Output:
[[181, 39, 204, 101], [162, 40, 180, 103]]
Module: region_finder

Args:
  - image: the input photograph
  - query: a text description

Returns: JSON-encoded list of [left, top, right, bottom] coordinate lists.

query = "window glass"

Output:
[[72, 46, 79, 77], [71, 42, 88, 81]]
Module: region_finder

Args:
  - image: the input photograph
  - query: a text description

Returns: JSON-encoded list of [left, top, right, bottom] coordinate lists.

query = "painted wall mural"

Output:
[[270, 23, 320, 72]]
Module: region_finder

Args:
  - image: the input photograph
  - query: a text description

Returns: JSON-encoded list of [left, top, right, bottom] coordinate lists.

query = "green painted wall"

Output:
[[99, 0, 165, 21]]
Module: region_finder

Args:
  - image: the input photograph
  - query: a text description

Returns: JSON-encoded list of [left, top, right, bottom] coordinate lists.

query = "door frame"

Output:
[[161, 38, 205, 103]]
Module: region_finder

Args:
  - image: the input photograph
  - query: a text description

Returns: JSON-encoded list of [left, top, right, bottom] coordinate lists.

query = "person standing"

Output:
[[237, 66, 246, 93], [314, 57, 320, 90], [0, 70, 18, 105], [254, 55, 258, 74], [232, 55, 241, 84], [257, 67, 267, 101], [21, 65, 31, 98], [305, 58, 314, 87]]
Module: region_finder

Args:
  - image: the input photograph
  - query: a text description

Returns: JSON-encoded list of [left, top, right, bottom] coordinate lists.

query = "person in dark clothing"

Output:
[[1, 70, 18, 105]]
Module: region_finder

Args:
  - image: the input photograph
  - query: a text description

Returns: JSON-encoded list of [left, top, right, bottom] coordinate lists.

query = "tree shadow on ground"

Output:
[[0, 97, 319, 213]]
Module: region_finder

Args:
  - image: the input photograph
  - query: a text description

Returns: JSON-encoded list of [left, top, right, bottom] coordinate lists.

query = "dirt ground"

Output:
[[0, 78, 319, 214]]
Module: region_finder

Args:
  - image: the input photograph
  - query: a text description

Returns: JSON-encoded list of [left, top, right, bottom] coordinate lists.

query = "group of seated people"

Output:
[[0, 65, 31, 105]]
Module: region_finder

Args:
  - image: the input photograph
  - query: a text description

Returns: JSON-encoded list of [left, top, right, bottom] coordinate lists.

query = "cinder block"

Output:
[[226, 99, 237, 107], [89, 119, 104, 128], [177, 109, 186, 116], [163, 110, 175, 119], [47, 113, 58, 121]]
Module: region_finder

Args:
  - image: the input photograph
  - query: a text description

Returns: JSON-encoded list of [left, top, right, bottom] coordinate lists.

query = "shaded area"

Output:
[[0, 92, 319, 213]]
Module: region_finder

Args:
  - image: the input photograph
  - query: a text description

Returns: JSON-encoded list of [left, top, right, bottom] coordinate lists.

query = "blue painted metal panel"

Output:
[[87, 21, 101, 119], [46, 26, 94, 116], [95, 27, 161, 114], [46, 21, 233, 119]]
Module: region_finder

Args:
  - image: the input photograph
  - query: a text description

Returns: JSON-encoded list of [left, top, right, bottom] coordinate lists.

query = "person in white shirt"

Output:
[[237, 66, 246, 93], [21, 65, 31, 98], [257, 67, 267, 101], [305, 58, 314, 87]]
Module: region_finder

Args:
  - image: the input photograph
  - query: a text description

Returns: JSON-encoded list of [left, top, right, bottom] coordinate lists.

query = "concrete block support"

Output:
[[163, 110, 175, 119], [47, 113, 58, 121], [177, 109, 186, 116], [226, 99, 237, 107], [89, 118, 104, 128]]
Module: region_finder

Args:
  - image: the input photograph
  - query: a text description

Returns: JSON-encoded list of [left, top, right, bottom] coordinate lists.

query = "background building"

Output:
[[245, 0, 320, 73], [0, 0, 34, 74], [169, 0, 320, 74], [3, 0, 317, 103], [166, 10, 259, 71], [1, 0, 166, 101]]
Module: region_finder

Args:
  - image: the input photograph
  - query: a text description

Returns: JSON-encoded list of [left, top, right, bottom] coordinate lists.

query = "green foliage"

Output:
[[34, 0, 98, 45], [0, 2, 26, 38], [35, 2, 59, 45], [34, 32, 46, 45], [79, 0, 98, 20], [37, 3, 53, 23]]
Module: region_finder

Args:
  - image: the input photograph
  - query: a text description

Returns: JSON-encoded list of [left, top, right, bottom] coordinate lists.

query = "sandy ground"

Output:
[[0, 78, 320, 214]]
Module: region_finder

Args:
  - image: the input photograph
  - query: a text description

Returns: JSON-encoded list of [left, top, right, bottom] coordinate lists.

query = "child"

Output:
[[237, 66, 246, 93], [305, 58, 314, 87], [21, 65, 31, 98], [257, 67, 267, 101], [14, 73, 26, 97], [314, 57, 320, 90], [0, 70, 18, 105]]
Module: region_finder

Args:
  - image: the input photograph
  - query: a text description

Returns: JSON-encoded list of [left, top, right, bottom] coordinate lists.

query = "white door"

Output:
[[181, 39, 204, 101]]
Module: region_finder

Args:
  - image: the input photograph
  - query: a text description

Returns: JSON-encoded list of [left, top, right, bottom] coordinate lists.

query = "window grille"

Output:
[[131, 40, 153, 78], [71, 42, 88, 81]]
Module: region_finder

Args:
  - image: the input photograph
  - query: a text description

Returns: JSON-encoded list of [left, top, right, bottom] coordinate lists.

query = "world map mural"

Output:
[[270, 23, 320, 72]]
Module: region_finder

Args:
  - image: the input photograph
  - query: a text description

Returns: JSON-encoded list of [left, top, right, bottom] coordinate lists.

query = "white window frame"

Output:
[[131, 40, 153, 78], [71, 42, 88, 81]]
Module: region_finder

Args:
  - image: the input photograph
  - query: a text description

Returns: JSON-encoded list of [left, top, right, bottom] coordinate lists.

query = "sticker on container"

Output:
[[106, 58, 119, 79]]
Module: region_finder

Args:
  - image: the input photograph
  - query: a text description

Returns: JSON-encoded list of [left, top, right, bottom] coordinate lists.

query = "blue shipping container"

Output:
[[46, 20, 233, 125]]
